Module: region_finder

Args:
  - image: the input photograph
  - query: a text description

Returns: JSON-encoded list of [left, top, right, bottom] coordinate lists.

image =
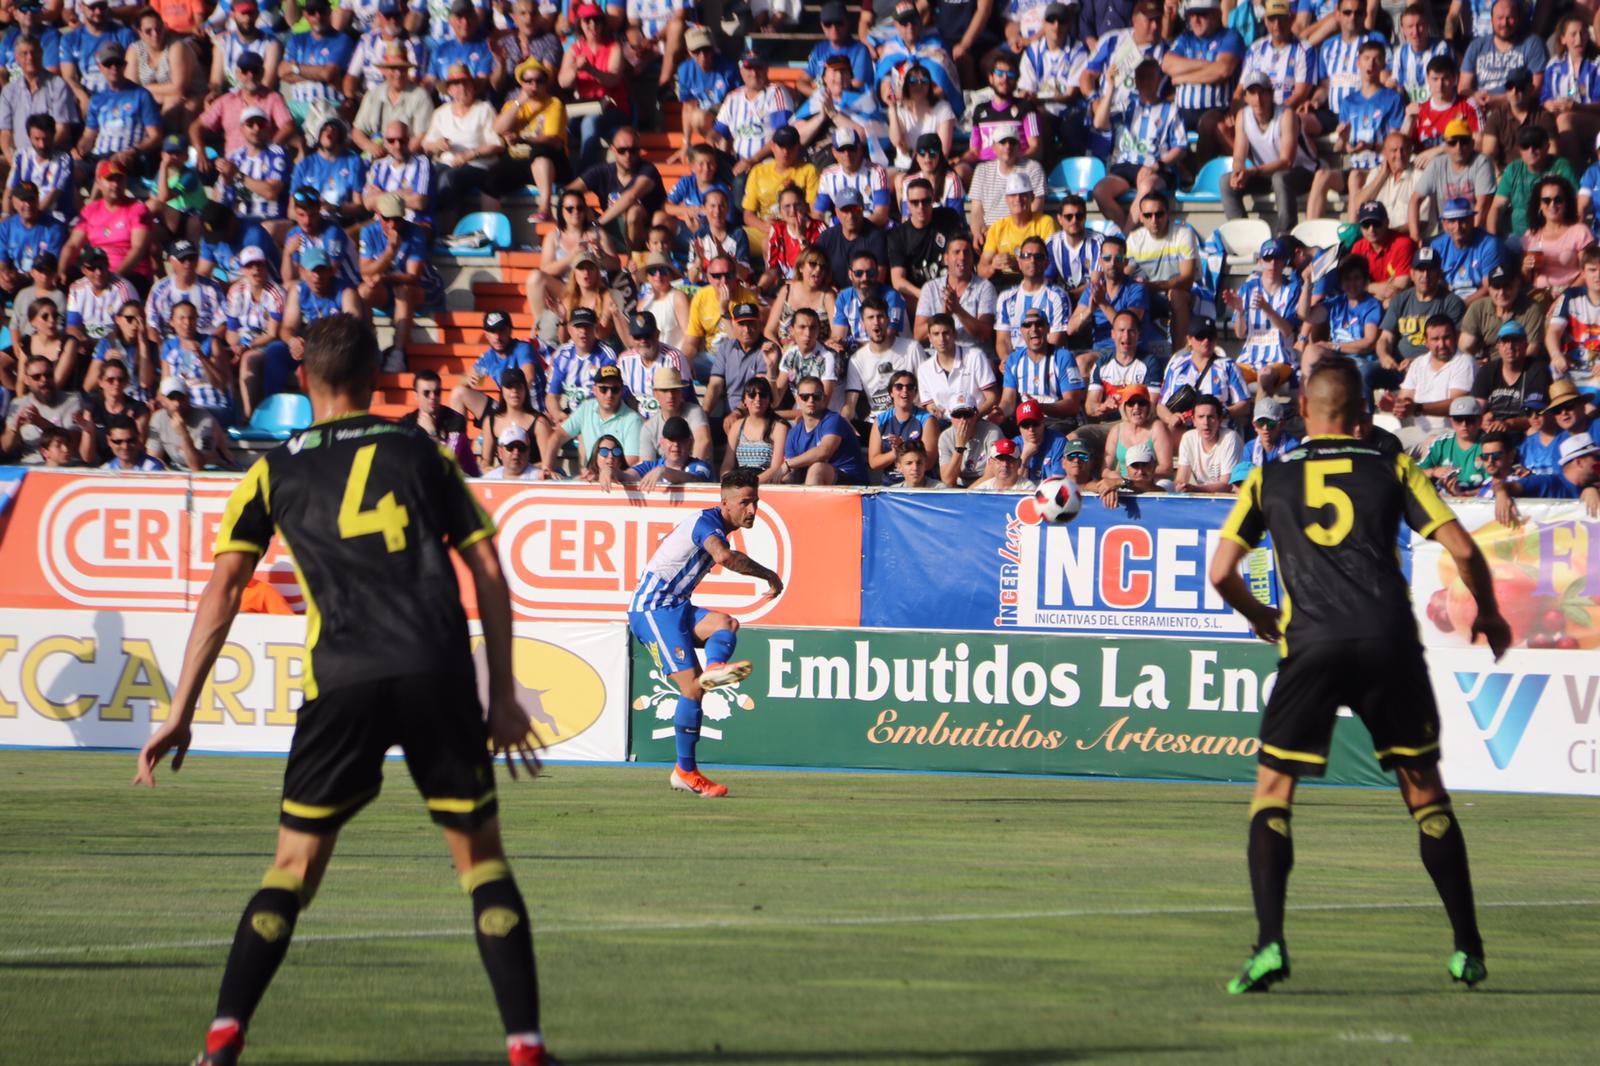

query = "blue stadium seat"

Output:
[[229, 393, 313, 443], [1047, 157, 1107, 197], [444, 212, 513, 258], [1176, 157, 1232, 205]]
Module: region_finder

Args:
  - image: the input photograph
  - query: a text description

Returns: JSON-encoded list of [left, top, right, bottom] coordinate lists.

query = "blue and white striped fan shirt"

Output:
[[996, 282, 1072, 337], [1241, 37, 1312, 105], [1394, 39, 1450, 103], [146, 276, 228, 338], [225, 145, 289, 220]]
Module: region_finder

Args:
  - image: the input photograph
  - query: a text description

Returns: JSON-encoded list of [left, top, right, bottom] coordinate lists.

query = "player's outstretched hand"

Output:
[[133, 716, 193, 787], [1245, 603, 1282, 645], [763, 574, 784, 601], [1472, 612, 1512, 662], [487, 696, 546, 781]]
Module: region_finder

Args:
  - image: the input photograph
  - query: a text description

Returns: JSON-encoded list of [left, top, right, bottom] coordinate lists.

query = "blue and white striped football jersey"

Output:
[[629, 506, 728, 612], [713, 85, 793, 161], [996, 282, 1072, 337], [1241, 37, 1312, 105], [66, 275, 137, 338], [1046, 231, 1104, 289], [1317, 32, 1386, 116], [1394, 39, 1450, 103], [225, 144, 289, 220], [146, 276, 228, 338], [548, 341, 620, 411]]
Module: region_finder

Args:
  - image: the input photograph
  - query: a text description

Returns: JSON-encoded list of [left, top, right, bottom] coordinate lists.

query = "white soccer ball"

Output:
[[1034, 478, 1083, 524]]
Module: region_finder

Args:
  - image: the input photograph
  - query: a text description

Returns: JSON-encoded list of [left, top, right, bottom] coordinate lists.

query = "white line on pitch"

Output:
[[2, 898, 1594, 962]]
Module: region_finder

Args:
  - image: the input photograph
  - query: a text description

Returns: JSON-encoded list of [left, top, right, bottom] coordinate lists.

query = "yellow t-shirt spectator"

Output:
[[501, 95, 567, 148], [687, 282, 759, 349], [742, 160, 821, 221], [982, 214, 1059, 257]]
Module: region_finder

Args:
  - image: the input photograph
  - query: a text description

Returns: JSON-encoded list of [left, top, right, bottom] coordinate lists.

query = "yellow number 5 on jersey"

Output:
[[338, 443, 410, 552], [1303, 458, 1354, 546]]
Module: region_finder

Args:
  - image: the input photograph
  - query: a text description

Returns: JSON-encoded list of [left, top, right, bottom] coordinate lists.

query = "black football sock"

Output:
[[215, 870, 305, 1027], [1246, 797, 1294, 948], [1410, 798, 1484, 957], [464, 860, 542, 1037]]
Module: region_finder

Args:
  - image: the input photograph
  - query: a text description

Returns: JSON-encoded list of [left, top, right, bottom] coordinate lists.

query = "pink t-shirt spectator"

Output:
[[76, 199, 153, 277], [198, 88, 292, 156], [1526, 223, 1594, 293]]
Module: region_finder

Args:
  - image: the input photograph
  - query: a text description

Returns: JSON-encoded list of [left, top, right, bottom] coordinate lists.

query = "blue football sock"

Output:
[[704, 628, 737, 665], [674, 695, 702, 771]]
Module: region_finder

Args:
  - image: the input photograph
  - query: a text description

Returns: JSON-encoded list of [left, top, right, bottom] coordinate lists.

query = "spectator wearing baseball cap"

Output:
[[966, 122, 1046, 247], [1349, 200, 1417, 304], [703, 41, 793, 193], [1410, 118, 1493, 242], [802, 3, 871, 96], [1459, 262, 1546, 360], [62, 239, 139, 343], [979, 169, 1058, 285], [1418, 394, 1489, 491], [359, 191, 444, 372], [452, 309, 548, 425], [673, 28, 739, 160], [143, 372, 234, 472], [617, 308, 692, 417], [58, 1, 135, 106], [741, 123, 821, 249], [0, 179, 67, 303], [706, 299, 778, 426], [683, 253, 760, 360], [1244, 395, 1299, 466], [146, 237, 228, 345], [79, 39, 161, 187], [790, 44, 885, 164], [1156, 314, 1250, 429], [544, 362, 645, 472], [969, 435, 1034, 492], [1010, 397, 1073, 482], [1224, 60, 1317, 234], [1430, 195, 1502, 303], [624, 415, 715, 490], [811, 183, 889, 291], [546, 304, 621, 424], [193, 37, 292, 161], [814, 125, 894, 229], [1471, 315, 1552, 434], [480, 423, 547, 481], [1493, 433, 1600, 521], [9, 250, 64, 354], [1102, 382, 1176, 487]]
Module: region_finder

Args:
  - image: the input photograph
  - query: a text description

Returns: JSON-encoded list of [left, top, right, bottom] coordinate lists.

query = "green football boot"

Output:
[[1226, 941, 1291, 994], [1449, 950, 1488, 987]]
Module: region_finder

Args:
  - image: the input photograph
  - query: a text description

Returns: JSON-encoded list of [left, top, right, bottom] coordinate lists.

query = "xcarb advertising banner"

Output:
[[629, 628, 1388, 785], [0, 609, 629, 762], [861, 492, 1280, 638]]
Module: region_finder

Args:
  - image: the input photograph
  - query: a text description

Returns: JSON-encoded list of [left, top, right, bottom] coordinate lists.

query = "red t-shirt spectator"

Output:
[[1414, 98, 1481, 151], [1353, 233, 1417, 286]]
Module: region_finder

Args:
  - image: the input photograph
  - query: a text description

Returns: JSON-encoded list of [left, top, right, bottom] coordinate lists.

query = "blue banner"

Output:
[[0, 467, 24, 520], [862, 492, 1281, 638]]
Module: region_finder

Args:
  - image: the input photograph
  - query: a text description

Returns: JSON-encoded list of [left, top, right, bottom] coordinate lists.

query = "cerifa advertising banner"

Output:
[[0, 609, 630, 762], [860, 493, 1280, 637], [629, 628, 1390, 786], [0, 470, 862, 628]]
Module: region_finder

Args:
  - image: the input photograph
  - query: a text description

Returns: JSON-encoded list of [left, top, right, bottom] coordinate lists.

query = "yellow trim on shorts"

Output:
[[1375, 742, 1440, 760], [281, 785, 381, 821], [1410, 801, 1452, 823], [426, 789, 498, 815], [1261, 743, 1327, 766], [1248, 796, 1293, 818], [460, 859, 512, 894]]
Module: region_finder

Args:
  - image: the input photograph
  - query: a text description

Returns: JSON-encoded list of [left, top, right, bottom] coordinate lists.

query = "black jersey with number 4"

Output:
[[1220, 435, 1458, 650], [215, 413, 495, 699]]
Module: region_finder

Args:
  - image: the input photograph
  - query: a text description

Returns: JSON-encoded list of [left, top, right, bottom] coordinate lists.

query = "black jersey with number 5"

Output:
[[1220, 435, 1458, 651], [214, 413, 496, 699]]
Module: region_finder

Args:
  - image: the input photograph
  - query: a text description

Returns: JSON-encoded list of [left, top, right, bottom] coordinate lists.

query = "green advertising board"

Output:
[[630, 629, 1389, 786]]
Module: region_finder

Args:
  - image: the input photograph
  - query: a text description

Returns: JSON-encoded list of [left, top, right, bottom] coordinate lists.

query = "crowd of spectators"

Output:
[[0, 0, 1595, 511]]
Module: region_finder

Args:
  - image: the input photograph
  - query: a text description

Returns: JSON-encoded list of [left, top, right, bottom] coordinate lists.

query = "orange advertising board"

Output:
[[0, 470, 861, 628]]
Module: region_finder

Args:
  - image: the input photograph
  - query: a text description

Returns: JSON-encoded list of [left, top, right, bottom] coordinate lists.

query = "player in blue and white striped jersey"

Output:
[[221, 112, 289, 221], [80, 44, 161, 166], [1163, 2, 1244, 131], [1082, 5, 1167, 116], [1001, 308, 1086, 420], [1093, 59, 1187, 231], [1237, 4, 1312, 110], [1390, 7, 1451, 103], [146, 241, 228, 339], [713, 53, 792, 163], [627, 467, 779, 798]]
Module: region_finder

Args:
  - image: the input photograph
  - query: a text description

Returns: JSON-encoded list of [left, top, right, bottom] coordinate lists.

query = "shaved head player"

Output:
[[627, 467, 783, 798], [1210, 357, 1512, 994], [134, 315, 555, 1066]]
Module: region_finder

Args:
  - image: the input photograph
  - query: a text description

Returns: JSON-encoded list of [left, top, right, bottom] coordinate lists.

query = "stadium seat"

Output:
[[1215, 218, 1272, 262], [1048, 157, 1107, 197], [1291, 218, 1346, 250], [228, 393, 313, 443], [1176, 157, 1231, 205], [444, 212, 513, 258]]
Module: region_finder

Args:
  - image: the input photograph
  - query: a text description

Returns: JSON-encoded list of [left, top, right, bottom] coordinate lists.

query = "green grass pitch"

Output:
[[1, 752, 1597, 1065]]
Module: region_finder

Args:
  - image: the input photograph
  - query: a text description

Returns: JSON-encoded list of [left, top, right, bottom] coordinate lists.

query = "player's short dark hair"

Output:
[[1019, 235, 1047, 253], [304, 314, 380, 393], [1060, 194, 1087, 213], [721, 467, 760, 493], [1424, 313, 1458, 334], [905, 177, 932, 195]]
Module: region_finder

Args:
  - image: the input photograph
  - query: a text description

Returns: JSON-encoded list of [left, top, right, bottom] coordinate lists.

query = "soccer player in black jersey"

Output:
[[134, 316, 554, 1066], [1209, 357, 1512, 994]]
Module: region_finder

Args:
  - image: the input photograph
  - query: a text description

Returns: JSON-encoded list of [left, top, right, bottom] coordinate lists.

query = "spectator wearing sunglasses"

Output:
[[1124, 190, 1196, 353], [1487, 125, 1574, 240], [885, 178, 966, 308], [1065, 232, 1153, 362], [994, 235, 1069, 361], [2, 353, 82, 462], [815, 126, 893, 229], [979, 170, 1057, 287], [1019, 4, 1093, 156], [545, 363, 644, 474], [1408, 119, 1493, 244], [887, 63, 956, 172], [625, 416, 715, 490], [816, 186, 890, 294], [780, 373, 865, 485], [685, 254, 759, 360], [671, 26, 739, 164], [802, 3, 871, 96], [479, 424, 550, 481], [98, 411, 163, 470], [964, 52, 1043, 179], [966, 123, 1044, 249], [871, 2, 964, 122], [1429, 197, 1501, 304], [1242, 396, 1299, 467], [937, 398, 1002, 487], [1000, 307, 1085, 424]]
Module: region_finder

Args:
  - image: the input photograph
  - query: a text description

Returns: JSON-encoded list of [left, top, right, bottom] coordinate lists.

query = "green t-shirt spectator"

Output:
[[1422, 434, 1485, 489], [561, 399, 644, 460], [1495, 157, 1578, 237]]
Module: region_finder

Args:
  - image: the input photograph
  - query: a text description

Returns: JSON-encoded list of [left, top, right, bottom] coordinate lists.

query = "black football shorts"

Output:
[[279, 671, 498, 834], [1258, 639, 1441, 777]]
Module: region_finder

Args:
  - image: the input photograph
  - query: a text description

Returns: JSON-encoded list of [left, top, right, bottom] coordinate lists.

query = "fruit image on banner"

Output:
[[1413, 500, 1598, 651]]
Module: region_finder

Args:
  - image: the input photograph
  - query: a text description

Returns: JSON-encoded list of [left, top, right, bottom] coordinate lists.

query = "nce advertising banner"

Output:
[[861, 492, 1281, 638], [629, 628, 1389, 785]]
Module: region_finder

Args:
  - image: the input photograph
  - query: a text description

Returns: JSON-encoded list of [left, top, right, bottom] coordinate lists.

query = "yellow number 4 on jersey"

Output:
[[338, 443, 410, 552]]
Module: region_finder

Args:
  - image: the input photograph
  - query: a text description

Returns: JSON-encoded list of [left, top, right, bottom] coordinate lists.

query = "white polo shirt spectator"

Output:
[[1401, 347, 1475, 438], [917, 344, 996, 414]]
